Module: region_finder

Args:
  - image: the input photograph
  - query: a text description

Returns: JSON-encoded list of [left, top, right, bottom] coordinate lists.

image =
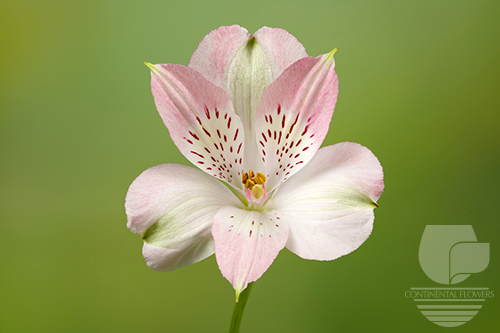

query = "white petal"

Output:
[[125, 163, 241, 271], [212, 207, 289, 296], [271, 143, 384, 260]]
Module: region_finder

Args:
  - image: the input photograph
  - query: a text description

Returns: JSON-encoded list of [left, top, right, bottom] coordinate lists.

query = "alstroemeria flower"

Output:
[[126, 25, 384, 298]]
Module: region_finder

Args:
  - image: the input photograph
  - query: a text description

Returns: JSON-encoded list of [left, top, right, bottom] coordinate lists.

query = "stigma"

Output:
[[242, 170, 267, 203]]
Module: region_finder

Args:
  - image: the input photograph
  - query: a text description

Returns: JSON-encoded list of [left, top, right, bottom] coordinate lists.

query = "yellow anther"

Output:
[[242, 170, 267, 193], [251, 184, 264, 199], [245, 179, 255, 189], [242, 172, 249, 185], [255, 173, 266, 185]]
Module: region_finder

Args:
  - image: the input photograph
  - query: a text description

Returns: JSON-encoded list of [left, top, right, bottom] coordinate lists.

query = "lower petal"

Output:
[[212, 207, 289, 299], [271, 142, 384, 260]]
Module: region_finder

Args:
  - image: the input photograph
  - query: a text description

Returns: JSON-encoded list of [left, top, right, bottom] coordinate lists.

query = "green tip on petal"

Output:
[[144, 62, 158, 73], [325, 48, 338, 63]]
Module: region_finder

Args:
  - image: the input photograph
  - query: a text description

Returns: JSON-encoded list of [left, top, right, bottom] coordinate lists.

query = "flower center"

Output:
[[242, 170, 267, 201]]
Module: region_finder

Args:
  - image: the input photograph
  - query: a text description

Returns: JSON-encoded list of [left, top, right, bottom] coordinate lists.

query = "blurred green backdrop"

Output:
[[1, 0, 499, 332]]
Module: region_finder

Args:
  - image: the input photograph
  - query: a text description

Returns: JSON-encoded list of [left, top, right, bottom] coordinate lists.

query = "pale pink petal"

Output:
[[148, 63, 245, 188], [212, 206, 289, 298], [271, 143, 384, 260], [253, 26, 308, 78], [125, 163, 240, 271], [188, 25, 252, 88], [254, 52, 339, 190]]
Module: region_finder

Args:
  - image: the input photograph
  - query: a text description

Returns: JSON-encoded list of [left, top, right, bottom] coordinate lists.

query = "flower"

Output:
[[126, 25, 384, 299]]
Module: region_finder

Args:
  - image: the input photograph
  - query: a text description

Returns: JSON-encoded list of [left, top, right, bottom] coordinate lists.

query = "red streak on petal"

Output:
[[277, 104, 281, 115], [196, 117, 202, 125], [190, 151, 204, 158], [203, 127, 211, 137], [205, 106, 210, 119], [189, 131, 199, 140], [237, 143, 242, 154], [227, 117, 232, 129], [234, 129, 239, 141]]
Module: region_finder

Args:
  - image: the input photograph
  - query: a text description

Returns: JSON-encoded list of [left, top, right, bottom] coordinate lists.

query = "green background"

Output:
[[1, 0, 498, 332]]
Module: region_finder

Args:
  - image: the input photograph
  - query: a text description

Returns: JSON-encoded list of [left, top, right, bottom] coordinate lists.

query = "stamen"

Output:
[[242, 170, 268, 204]]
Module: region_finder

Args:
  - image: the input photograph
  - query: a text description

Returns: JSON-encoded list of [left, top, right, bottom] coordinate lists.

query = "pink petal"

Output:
[[125, 163, 240, 271], [148, 63, 245, 188], [188, 25, 252, 88], [212, 206, 289, 298], [255, 52, 339, 191], [271, 143, 384, 260], [253, 26, 308, 78]]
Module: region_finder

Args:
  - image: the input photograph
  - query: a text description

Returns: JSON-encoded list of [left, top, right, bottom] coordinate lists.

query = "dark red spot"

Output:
[[191, 151, 204, 158], [301, 125, 309, 136], [224, 135, 227, 142], [189, 131, 199, 140], [211, 157, 216, 162], [278, 132, 282, 144], [262, 149, 266, 156], [303, 146, 309, 151], [276, 224, 279, 227], [227, 117, 232, 129], [296, 139, 302, 146], [205, 106, 210, 119], [288, 113, 299, 135], [268, 129, 272, 137], [234, 129, 239, 141], [296, 161, 304, 165], [281, 115, 286, 128], [215, 108, 219, 118], [237, 143, 242, 154], [276, 217, 280, 219], [224, 113, 228, 119], [186, 139, 193, 145], [230, 146, 233, 153], [249, 230, 252, 237], [294, 154, 300, 158], [273, 131, 277, 140], [260, 141, 265, 147], [197, 161, 205, 164], [220, 143, 224, 151], [269, 115, 273, 124], [204, 147, 211, 154], [216, 129, 221, 138], [252, 221, 255, 225], [214, 143, 219, 150], [265, 115, 268, 123], [196, 117, 202, 125], [277, 104, 281, 115], [261, 133, 267, 142], [203, 127, 211, 137], [207, 167, 212, 170]]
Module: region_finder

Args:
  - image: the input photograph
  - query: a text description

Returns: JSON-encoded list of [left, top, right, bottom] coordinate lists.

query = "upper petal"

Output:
[[253, 26, 308, 79], [212, 206, 289, 299], [271, 142, 384, 260], [255, 51, 339, 190], [188, 25, 252, 88], [125, 163, 241, 271], [148, 63, 245, 188]]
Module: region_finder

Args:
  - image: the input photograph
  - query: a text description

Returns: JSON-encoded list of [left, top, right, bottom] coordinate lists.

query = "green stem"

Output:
[[229, 283, 253, 333]]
